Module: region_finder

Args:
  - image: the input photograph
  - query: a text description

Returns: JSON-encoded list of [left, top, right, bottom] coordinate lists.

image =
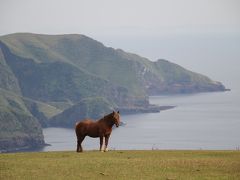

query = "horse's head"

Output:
[[112, 111, 120, 127]]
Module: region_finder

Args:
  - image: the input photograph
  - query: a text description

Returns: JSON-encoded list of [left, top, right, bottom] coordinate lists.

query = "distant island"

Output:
[[0, 33, 227, 152]]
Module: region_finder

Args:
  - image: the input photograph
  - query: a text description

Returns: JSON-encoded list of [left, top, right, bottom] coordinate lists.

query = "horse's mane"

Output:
[[98, 112, 115, 126]]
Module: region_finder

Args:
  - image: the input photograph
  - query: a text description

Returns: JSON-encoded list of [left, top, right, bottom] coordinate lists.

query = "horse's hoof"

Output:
[[104, 148, 109, 152]]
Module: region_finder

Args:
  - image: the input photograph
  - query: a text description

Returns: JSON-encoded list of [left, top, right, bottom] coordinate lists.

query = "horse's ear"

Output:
[[112, 111, 114, 114], [117, 111, 120, 114]]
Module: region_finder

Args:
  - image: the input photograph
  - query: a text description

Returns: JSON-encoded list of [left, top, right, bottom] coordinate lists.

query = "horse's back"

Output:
[[76, 119, 102, 138], [75, 119, 95, 135], [76, 118, 93, 125], [76, 119, 94, 129]]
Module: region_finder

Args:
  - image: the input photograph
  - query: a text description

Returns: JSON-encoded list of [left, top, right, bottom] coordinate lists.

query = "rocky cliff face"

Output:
[[0, 91, 45, 152], [140, 59, 226, 95]]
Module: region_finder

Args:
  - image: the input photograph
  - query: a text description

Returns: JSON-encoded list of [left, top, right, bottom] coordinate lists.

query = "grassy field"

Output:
[[1, 150, 240, 180]]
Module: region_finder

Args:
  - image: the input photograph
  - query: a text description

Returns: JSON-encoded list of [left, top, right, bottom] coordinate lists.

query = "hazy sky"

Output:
[[1, 0, 240, 37], [1, 0, 240, 87]]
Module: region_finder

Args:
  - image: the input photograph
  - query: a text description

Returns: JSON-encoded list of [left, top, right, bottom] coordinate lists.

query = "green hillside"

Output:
[[0, 33, 226, 151], [0, 33, 147, 98], [0, 33, 226, 97], [49, 97, 115, 127], [0, 89, 44, 151], [146, 59, 225, 94], [0, 47, 21, 95]]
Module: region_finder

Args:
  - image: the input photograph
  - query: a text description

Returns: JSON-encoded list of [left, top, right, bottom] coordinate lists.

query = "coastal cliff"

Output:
[[0, 33, 227, 151]]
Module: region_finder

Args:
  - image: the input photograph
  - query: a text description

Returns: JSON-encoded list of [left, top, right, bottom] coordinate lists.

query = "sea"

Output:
[[41, 90, 240, 151]]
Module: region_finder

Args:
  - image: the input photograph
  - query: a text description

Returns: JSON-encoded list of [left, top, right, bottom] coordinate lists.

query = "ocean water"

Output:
[[42, 89, 240, 151]]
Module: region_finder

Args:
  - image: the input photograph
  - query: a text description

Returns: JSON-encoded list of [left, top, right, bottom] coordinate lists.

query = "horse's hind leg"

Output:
[[76, 136, 85, 152], [99, 136, 104, 152], [76, 140, 80, 152]]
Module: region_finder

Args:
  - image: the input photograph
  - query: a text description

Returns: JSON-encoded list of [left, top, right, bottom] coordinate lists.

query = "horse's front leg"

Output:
[[99, 136, 104, 152], [104, 134, 110, 152]]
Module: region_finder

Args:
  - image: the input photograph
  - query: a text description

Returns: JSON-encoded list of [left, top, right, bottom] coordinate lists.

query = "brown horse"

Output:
[[75, 111, 120, 152]]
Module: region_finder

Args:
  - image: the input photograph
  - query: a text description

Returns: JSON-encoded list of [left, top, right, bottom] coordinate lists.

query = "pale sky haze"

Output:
[[1, 0, 240, 37]]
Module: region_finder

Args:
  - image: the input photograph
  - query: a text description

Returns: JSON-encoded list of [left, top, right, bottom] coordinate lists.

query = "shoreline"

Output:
[[0, 143, 51, 154], [118, 105, 176, 115]]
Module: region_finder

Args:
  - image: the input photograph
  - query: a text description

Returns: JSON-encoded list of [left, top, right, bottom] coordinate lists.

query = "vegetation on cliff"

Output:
[[0, 89, 44, 152]]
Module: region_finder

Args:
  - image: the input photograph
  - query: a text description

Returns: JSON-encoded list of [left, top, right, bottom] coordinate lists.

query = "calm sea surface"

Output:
[[42, 89, 240, 151]]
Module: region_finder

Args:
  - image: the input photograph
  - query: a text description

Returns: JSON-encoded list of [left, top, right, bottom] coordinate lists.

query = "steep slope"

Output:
[[23, 98, 62, 128], [0, 47, 21, 95], [0, 89, 44, 152], [0, 41, 135, 107], [0, 45, 45, 152]]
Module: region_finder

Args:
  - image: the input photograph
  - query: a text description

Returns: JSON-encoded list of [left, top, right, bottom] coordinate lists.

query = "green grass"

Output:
[[1, 150, 240, 180]]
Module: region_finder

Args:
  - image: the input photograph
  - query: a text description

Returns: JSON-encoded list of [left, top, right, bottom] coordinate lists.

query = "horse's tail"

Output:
[[75, 121, 80, 136], [75, 121, 79, 128], [75, 121, 83, 138]]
